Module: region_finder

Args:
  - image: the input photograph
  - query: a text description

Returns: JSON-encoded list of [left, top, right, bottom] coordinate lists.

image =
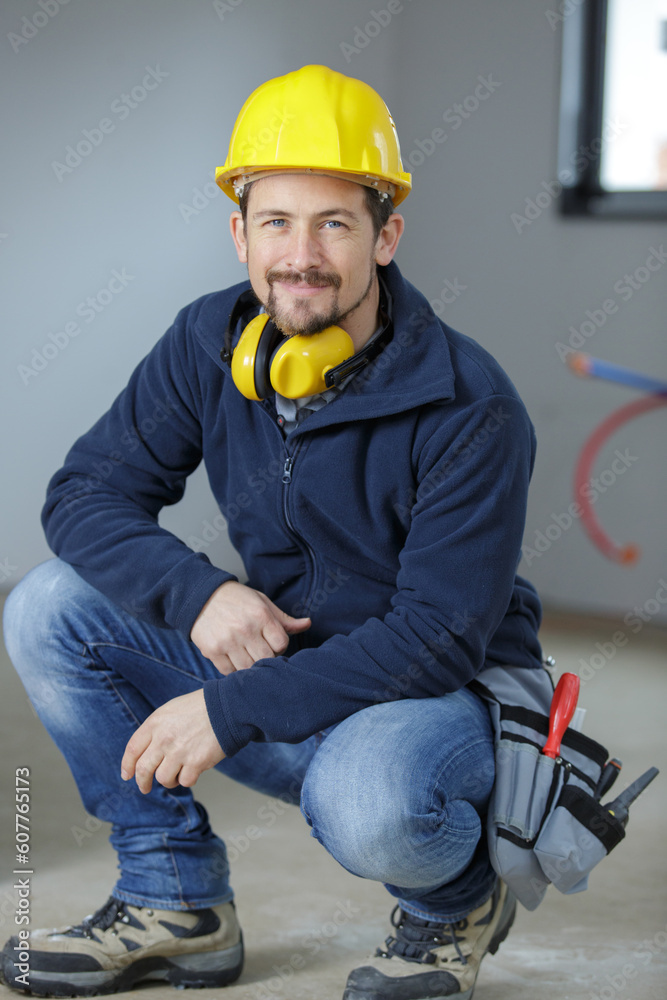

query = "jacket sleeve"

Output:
[[42, 302, 237, 635], [204, 393, 540, 756]]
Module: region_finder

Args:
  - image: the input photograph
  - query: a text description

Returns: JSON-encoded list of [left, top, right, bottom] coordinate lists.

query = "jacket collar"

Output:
[[194, 260, 456, 426]]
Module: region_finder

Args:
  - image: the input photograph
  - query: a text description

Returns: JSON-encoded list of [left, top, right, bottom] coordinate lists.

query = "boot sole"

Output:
[[2, 937, 243, 997]]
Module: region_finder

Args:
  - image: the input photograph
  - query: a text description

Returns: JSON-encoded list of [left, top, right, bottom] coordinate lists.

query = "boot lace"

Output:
[[375, 906, 469, 966], [67, 898, 130, 940]]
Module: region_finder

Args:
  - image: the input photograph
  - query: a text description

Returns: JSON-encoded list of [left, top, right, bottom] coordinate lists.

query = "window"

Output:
[[558, 0, 667, 217]]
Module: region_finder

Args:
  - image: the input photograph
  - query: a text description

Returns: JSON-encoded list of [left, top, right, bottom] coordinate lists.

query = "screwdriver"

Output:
[[543, 673, 580, 759], [603, 767, 659, 827]]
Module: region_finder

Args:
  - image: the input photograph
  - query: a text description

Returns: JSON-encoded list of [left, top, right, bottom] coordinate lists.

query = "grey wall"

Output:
[[2, 0, 666, 624]]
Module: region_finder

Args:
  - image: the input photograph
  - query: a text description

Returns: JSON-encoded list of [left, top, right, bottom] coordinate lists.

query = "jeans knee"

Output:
[[3, 559, 84, 670], [301, 751, 409, 882], [300, 696, 494, 888]]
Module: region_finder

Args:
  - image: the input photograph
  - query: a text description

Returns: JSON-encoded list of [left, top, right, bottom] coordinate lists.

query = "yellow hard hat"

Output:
[[215, 65, 411, 207]]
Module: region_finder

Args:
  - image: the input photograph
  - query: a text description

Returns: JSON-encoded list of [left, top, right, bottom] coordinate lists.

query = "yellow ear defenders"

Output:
[[221, 284, 392, 401]]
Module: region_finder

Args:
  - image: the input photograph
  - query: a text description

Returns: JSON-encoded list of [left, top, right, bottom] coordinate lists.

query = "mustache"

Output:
[[266, 268, 342, 289]]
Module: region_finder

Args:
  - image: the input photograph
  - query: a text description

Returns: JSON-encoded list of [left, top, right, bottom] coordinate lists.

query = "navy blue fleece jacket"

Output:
[[42, 261, 542, 757]]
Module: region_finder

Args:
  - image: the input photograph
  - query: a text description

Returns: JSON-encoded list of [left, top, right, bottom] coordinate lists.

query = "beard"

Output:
[[263, 264, 375, 337]]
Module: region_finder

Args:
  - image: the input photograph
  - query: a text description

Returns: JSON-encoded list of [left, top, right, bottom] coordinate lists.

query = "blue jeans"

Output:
[[3, 559, 496, 923]]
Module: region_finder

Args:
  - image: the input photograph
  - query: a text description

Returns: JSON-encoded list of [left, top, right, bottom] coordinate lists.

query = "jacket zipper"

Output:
[[258, 404, 320, 627], [280, 442, 320, 627]]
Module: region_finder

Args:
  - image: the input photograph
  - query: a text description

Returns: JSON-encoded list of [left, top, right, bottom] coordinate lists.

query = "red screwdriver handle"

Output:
[[543, 672, 580, 758]]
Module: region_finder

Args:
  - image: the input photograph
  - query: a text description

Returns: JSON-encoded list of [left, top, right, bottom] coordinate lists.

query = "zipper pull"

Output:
[[282, 456, 293, 483]]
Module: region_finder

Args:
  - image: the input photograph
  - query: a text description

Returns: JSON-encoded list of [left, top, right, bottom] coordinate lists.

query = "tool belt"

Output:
[[470, 665, 627, 911]]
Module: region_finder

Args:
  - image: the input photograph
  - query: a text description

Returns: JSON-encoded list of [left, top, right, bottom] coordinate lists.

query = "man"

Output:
[[2, 65, 543, 999]]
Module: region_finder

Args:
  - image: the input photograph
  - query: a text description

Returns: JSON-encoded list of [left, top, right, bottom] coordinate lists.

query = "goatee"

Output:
[[264, 267, 374, 337]]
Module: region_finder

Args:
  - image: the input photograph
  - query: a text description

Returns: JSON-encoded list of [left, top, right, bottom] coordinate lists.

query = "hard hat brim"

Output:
[[215, 165, 411, 207]]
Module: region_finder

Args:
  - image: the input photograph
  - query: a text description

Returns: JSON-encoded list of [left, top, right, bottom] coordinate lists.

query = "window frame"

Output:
[[557, 0, 667, 218]]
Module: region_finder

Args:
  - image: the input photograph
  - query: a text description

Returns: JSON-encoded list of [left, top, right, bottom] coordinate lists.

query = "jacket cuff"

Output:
[[203, 678, 245, 758], [172, 568, 238, 637]]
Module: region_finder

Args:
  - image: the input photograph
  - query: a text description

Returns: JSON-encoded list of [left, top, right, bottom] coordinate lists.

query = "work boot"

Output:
[[342, 880, 515, 999], [1, 896, 243, 996]]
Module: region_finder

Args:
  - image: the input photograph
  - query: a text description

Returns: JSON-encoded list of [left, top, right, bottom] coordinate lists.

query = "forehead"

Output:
[[247, 172, 369, 216]]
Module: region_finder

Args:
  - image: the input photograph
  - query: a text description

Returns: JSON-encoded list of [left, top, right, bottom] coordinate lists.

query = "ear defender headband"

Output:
[[221, 284, 392, 401]]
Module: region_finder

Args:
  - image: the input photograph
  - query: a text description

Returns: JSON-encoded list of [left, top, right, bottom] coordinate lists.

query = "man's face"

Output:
[[230, 173, 391, 344]]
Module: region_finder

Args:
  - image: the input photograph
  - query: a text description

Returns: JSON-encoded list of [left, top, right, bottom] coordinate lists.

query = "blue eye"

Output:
[[324, 220, 342, 229], [268, 219, 286, 227]]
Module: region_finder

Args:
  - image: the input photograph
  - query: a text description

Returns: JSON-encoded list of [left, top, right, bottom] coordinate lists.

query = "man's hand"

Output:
[[190, 580, 311, 675], [121, 690, 224, 794]]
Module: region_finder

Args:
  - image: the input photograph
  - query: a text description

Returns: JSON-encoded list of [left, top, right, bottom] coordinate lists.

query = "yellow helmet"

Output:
[[215, 64, 411, 207]]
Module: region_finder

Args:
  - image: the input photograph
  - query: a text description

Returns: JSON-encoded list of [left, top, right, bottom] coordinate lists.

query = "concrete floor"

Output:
[[0, 600, 665, 999]]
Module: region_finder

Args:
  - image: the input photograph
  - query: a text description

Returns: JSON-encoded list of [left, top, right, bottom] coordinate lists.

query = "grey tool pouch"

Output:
[[470, 665, 626, 911]]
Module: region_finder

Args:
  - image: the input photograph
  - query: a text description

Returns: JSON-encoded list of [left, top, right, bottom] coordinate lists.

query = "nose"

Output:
[[284, 224, 323, 272]]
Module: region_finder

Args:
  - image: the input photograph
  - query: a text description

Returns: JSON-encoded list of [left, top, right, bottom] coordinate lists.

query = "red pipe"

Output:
[[574, 395, 667, 564]]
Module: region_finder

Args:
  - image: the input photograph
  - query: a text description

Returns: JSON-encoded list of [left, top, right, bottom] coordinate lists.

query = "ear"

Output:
[[229, 211, 247, 263], [374, 213, 405, 266]]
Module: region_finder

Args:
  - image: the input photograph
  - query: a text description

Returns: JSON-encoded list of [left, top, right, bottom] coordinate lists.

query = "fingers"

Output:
[[268, 600, 311, 634], [281, 614, 312, 634], [190, 581, 312, 674], [120, 691, 224, 794], [254, 622, 290, 659], [121, 718, 171, 794], [208, 653, 237, 676], [207, 638, 276, 675], [120, 726, 151, 784], [128, 750, 164, 795], [205, 617, 292, 673], [154, 758, 183, 790], [211, 617, 310, 673], [177, 764, 202, 788]]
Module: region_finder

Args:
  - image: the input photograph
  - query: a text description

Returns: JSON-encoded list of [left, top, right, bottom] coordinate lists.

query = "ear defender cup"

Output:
[[270, 326, 354, 398], [231, 314, 355, 400], [230, 314, 279, 401]]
